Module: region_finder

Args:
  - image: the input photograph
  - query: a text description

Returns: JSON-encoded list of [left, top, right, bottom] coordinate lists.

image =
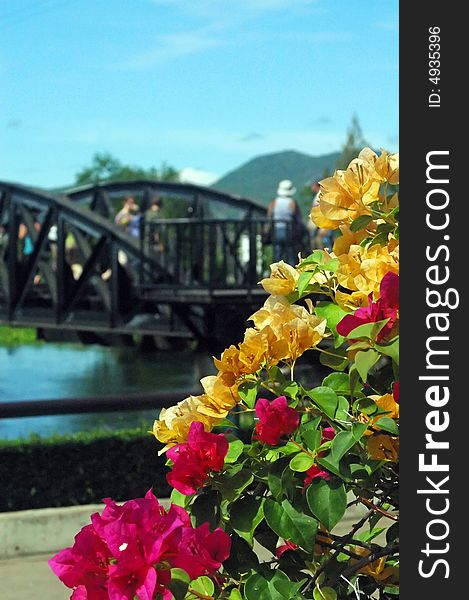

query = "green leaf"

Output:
[[350, 214, 373, 232], [355, 349, 380, 382], [301, 415, 322, 430], [335, 396, 350, 422], [238, 380, 259, 409], [346, 319, 390, 341], [245, 570, 306, 600], [170, 488, 191, 508], [319, 348, 349, 371], [322, 372, 350, 395], [225, 439, 244, 463], [315, 302, 348, 348], [191, 490, 221, 529], [346, 340, 372, 352], [220, 467, 254, 501], [297, 271, 314, 295], [358, 527, 387, 543], [228, 589, 243, 600], [307, 386, 339, 420], [376, 222, 395, 236], [188, 576, 215, 599], [306, 479, 347, 530], [278, 441, 303, 455], [354, 397, 379, 415], [283, 381, 300, 400], [313, 587, 337, 600], [301, 250, 327, 265], [302, 429, 322, 452], [376, 336, 400, 365], [383, 586, 400, 596], [168, 568, 190, 600], [369, 229, 391, 247], [374, 417, 399, 435], [230, 496, 265, 545], [268, 459, 292, 500], [349, 365, 362, 396], [322, 258, 339, 273], [222, 533, 260, 579], [289, 452, 315, 472], [264, 498, 318, 552], [329, 423, 368, 464]]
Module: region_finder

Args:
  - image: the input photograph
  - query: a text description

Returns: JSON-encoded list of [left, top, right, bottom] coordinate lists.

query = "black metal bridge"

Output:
[[0, 180, 307, 347]]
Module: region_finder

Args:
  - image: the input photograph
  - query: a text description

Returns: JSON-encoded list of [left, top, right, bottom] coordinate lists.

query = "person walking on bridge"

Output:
[[114, 196, 139, 232], [267, 179, 297, 265]]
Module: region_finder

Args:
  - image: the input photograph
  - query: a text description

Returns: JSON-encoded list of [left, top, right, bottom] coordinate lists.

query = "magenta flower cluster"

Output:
[[48, 489, 231, 600]]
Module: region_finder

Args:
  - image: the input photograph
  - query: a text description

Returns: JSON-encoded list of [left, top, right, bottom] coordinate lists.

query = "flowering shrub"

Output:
[[50, 147, 399, 599]]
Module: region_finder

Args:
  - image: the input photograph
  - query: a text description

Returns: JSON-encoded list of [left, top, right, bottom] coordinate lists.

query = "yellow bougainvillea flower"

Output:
[[359, 147, 399, 186], [248, 296, 327, 364], [336, 239, 399, 299], [362, 393, 400, 435], [259, 260, 299, 296], [335, 290, 370, 312], [352, 547, 399, 584], [197, 375, 240, 419], [367, 433, 400, 462], [310, 148, 399, 232], [152, 395, 220, 452], [238, 326, 271, 373], [310, 204, 339, 230], [332, 224, 370, 257], [280, 315, 327, 362], [310, 155, 380, 230], [213, 345, 245, 388], [341, 157, 381, 204]]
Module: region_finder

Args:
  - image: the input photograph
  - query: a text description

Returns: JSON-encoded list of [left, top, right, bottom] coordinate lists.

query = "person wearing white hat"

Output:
[[267, 179, 298, 264]]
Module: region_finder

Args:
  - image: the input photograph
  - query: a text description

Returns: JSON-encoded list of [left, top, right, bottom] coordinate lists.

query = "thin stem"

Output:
[[340, 542, 399, 581], [187, 588, 213, 600], [314, 346, 347, 360], [308, 510, 374, 589], [358, 497, 398, 521], [288, 438, 316, 459]]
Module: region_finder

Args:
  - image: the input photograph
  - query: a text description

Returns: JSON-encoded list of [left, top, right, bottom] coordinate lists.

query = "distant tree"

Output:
[[335, 114, 368, 170], [74, 152, 179, 185]]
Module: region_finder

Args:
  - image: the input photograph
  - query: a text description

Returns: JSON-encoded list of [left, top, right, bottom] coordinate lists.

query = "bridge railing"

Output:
[[139, 217, 305, 290]]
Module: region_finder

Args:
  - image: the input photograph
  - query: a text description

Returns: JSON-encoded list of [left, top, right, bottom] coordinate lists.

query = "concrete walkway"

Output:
[[0, 503, 106, 599], [0, 553, 70, 600]]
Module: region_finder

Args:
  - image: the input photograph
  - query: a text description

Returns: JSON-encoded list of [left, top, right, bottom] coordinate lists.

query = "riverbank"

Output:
[[0, 326, 41, 347]]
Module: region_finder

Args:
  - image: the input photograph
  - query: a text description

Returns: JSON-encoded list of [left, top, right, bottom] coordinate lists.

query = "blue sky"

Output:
[[0, 0, 398, 188]]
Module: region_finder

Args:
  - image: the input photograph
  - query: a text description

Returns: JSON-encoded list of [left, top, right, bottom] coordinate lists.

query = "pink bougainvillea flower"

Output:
[[48, 524, 111, 599], [317, 426, 336, 458], [337, 272, 399, 342], [393, 380, 400, 404], [304, 465, 331, 488], [171, 522, 232, 580], [276, 540, 299, 558], [166, 421, 229, 495], [321, 427, 336, 443], [50, 490, 229, 600], [255, 396, 300, 445]]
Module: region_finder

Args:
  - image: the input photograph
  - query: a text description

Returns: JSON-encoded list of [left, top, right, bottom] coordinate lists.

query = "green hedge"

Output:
[[0, 428, 171, 512]]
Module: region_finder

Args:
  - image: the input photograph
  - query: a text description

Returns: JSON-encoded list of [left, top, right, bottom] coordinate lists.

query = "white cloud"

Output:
[[179, 167, 219, 185], [111, 33, 223, 70]]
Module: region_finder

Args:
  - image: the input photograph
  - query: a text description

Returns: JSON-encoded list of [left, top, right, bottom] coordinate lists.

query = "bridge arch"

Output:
[[0, 181, 282, 346]]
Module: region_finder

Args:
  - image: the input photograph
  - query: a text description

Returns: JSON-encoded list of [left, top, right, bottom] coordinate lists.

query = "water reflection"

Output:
[[0, 344, 205, 440]]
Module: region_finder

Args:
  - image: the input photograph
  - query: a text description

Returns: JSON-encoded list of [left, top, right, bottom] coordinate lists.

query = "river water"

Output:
[[0, 343, 209, 440]]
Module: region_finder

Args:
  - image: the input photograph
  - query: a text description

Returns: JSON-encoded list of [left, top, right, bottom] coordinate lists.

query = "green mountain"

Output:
[[211, 149, 340, 204]]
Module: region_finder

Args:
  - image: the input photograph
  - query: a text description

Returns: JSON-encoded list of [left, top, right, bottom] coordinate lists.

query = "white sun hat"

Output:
[[276, 179, 296, 197]]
